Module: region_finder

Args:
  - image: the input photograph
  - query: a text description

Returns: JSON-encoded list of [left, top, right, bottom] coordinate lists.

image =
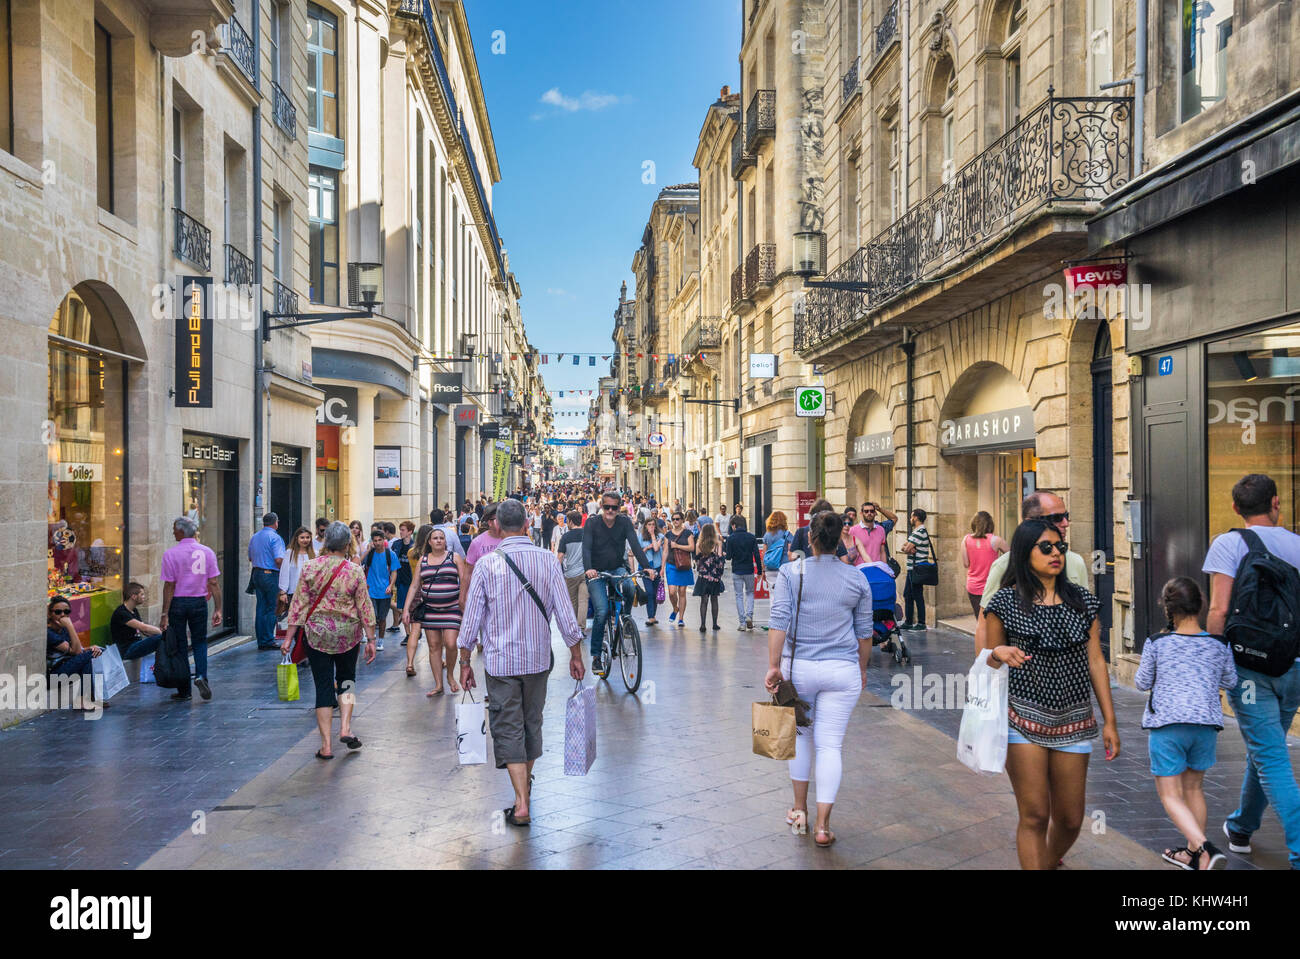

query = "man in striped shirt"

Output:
[[900, 508, 935, 632], [458, 498, 585, 827]]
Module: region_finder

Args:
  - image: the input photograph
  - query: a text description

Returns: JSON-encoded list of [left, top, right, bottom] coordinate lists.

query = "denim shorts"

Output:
[[1147, 723, 1218, 777], [1007, 727, 1093, 754]]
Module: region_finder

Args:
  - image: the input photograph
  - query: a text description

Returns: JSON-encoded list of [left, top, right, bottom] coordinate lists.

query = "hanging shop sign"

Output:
[[849, 430, 893, 464], [454, 405, 478, 427], [431, 372, 463, 404], [724, 458, 740, 478], [647, 432, 666, 447], [939, 405, 1036, 454], [749, 353, 778, 378], [270, 444, 302, 475], [479, 422, 501, 439], [1064, 262, 1127, 292], [795, 386, 826, 418], [315, 386, 358, 427], [182, 433, 239, 471], [637, 455, 649, 468], [175, 276, 213, 408], [374, 446, 401, 496], [796, 491, 817, 528]]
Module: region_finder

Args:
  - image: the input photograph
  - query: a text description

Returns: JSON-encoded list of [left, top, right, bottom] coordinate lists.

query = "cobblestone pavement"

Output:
[[1, 598, 1291, 870]]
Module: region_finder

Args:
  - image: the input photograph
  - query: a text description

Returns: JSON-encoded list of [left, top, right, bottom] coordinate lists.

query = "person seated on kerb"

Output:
[[46, 596, 104, 708]]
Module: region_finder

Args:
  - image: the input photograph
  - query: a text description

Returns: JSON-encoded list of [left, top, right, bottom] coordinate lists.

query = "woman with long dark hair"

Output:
[[981, 519, 1120, 869], [692, 523, 726, 632]]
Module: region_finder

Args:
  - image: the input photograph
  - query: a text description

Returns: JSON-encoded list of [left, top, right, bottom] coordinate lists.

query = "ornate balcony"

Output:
[[274, 280, 299, 318], [796, 92, 1133, 354], [218, 14, 256, 84], [841, 57, 860, 103], [744, 243, 775, 298], [745, 90, 776, 152], [271, 80, 296, 138], [875, 0, 898, 57], [730, 264, 745, 309], [682, 317, 723, 358], [223, 243, 254, 287], [174, 208, 211, 272], [731, 129, 755, 179]]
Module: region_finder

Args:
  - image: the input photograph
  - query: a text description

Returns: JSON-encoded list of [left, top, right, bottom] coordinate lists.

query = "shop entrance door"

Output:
[[455, 427, 467, 506], [270, 475, 302, 545], [182, 467, 238, 635], [1091, 327, 1115, 660]]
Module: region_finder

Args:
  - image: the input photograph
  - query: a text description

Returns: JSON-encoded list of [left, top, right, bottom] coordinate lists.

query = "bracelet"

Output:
[[989, 648, 1001, 664]]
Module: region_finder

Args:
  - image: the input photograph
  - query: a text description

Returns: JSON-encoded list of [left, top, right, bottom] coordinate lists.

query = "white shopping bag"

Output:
[[564, 681, 597, 776], [455, 691, 487, 765], [956, 649, 1009, 775], [91, 644, 130, 700], [138, 651, 157, 684]]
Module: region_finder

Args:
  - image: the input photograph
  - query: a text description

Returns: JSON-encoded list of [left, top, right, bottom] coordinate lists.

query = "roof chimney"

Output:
[[720, 85, 730, 98]]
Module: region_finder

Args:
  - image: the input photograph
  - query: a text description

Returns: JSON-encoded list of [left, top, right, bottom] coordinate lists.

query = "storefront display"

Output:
[[182, 432, 239, 635]]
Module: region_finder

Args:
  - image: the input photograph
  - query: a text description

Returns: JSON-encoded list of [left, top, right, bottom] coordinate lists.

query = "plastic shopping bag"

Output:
[[455, 691, 487, 765], [564, 681, 597, 776], [91, 644, 130, 700], [956, 649, 1009, 774], [655, 576, 666, 605], [276, 656, 300, 702], [138, 651, 156, 684]]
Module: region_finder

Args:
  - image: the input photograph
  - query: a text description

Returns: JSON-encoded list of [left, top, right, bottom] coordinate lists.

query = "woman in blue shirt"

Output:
[[636, 518, 665, 625], [363, 530, 399, 651]]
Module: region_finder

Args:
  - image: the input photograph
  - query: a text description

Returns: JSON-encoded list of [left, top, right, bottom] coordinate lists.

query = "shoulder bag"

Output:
[[773, 560, 812, 727], [500, 550, 549, 620], [672, 533, 693, 571], [292, 559, 347, 663]]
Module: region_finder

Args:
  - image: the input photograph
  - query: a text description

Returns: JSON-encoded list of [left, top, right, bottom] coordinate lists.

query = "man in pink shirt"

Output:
[[849, 501, 899, 565], [160, 516, 223, 702], [466, 503, 505, 571]]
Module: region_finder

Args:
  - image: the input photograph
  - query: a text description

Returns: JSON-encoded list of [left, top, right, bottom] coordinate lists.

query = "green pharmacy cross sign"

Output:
[[795, 386, 826, 418]]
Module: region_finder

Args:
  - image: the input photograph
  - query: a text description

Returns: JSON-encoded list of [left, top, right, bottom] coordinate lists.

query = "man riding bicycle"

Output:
[[583, 491, 657, 672]]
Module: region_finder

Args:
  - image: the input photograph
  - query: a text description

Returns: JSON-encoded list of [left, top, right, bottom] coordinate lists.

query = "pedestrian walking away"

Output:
[[692, 523, 726, 632], [249, 512, 286, 650], [457, 499, 585, 827], [724, 514, 763, 630], [961, 511, 1007, 618], [159, 516, 223, 702]]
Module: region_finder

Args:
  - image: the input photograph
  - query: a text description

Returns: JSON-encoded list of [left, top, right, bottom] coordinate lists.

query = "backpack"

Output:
[[764, 531, 790, 571], [1223, 528, 1300, 676]]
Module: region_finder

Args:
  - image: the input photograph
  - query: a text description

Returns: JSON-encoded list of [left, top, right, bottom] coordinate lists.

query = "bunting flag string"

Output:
[[410, 351, 705, 364]]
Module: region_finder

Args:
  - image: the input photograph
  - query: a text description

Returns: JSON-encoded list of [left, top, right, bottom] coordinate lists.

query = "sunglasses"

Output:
[[672, 516, 684, 521], [1039, 511, 1070, 525], [602, 505, 618, 511], [1034, 541, 1069, 556], [51, 607, 71, 615]]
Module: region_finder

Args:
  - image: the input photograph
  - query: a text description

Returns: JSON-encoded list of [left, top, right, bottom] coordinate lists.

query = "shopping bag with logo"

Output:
[[956, 649, 1009, 774], [752, 698, 797, 760], [138, 651, 156, 684], [277, 655, 300, 702], [91, 644, 130, 700], [655, 576, 666, 605], [455, 690, 487, 765], [564, 681, 597, 776]]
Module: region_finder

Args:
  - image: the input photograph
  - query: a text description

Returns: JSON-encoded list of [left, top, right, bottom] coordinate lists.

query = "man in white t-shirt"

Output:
[[1202, 472, 1300, 868], [587, 498, 599, 516]]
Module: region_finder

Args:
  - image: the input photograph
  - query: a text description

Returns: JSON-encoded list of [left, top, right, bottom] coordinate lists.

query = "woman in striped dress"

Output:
[[402, 527, 468, 696]]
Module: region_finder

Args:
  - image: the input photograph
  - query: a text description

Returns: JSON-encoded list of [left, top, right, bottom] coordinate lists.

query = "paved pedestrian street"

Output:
[[2, 602, 1288, 870]]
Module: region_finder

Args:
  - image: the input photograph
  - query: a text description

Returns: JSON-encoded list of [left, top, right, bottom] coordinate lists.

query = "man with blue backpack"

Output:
[[1203, 473, 1300, 868]]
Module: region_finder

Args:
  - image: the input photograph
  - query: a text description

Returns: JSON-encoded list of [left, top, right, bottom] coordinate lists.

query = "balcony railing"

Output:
[[731, 129, 755, 179], [841, 57, 860, 103], [274, 279, 298, 318], [271, 80, 296, 137], [796, 92, 1133, 353], [174, 208, 211, 272], [223, 243, 254, 287], [219, 14, 256, 84], [682, 317, 723, 358], [730, 264, 745, 308], [875, 0, 899, 56], [745, 89, 776, 152], [744, 243, 775, 297]]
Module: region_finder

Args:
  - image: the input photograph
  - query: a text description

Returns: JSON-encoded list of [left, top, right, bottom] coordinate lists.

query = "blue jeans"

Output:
[[120, 635, 160, 660], [168, 595, 208, 696], [1226, 662, 1300, 867], [252, 568, 279, 647], [640, 569, 658, 620], [589, 567, 632, 657]]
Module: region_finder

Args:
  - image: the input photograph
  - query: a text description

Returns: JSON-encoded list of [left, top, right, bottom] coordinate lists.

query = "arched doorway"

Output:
[[1091, 324, 1114, 660], [846, 389, 894, 508]]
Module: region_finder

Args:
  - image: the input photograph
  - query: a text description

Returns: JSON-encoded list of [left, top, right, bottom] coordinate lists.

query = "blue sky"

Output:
[[469, 0, 740, 434]]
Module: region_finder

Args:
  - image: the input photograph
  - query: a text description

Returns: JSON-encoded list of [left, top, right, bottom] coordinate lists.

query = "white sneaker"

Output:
[[375, 638, 385, 651]]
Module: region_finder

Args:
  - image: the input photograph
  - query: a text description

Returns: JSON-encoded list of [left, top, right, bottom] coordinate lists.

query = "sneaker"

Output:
[[169, 692, 192, 702], [746, 618, 753, 630], [195, 677, 211, 701], [375, 639, 385, 651], [669, 611, 677, 622], [699, 624, 706, 633], [712, 624, 720, 631], [738, 623, 748, 632], [1223, 821, 1252, 854], [900, 621, 915, 630], [400, 638, 408, 647], [677, 620, 685, 629]]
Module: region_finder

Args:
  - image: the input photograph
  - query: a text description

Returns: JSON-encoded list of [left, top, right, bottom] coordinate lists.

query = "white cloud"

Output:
[[539, 87, 620, 112], [545, 287, 569, 296]]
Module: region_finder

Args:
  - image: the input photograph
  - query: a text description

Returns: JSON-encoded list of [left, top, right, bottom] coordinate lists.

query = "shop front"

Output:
[[315, 385, 356, 526], [181, 432, 240, 635], [270, 443, 305, 543], [746, 428, 777, 525], [846, 390, 894, 508]]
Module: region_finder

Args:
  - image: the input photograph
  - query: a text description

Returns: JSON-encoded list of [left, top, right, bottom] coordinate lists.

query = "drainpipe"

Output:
[[901, 331, 915, 521], [251, 1, 266, 526]]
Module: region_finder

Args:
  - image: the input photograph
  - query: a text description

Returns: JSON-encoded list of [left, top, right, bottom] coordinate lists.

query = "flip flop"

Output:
[[427, 687, 444, 697], [340, 735, 362, 750], [315, 750, 333, 760], [503, 805, 531, 827]]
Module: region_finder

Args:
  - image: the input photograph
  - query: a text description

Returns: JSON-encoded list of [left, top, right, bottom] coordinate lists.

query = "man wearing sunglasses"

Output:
[[583, 491, 656, 667], [975, 491, 1089, 648]]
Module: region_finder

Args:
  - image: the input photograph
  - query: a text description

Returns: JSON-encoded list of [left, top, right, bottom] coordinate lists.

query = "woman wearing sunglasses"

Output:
[[664, 512, 695, 627], [981, 518, 1120, 869]]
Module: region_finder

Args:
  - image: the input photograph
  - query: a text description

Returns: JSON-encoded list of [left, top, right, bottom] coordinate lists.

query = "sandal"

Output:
[[315, 750, 333, 760], [427, 687, 444, 697], [340, 735, 362, 750], [1161, 846, 1195, 870], [814, 827, 836, 848], [405, 665, 416, 677], [787, 809, 807, 835], [503, 805, 531, 827]]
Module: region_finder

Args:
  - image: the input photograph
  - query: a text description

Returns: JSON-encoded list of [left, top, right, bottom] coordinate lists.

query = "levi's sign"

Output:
[[1064, 263, 1127, 292], [939, 405, 1036, 453]]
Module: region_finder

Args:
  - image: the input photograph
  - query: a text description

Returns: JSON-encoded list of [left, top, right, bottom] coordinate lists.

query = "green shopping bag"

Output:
[[277, 656, 300, 702]]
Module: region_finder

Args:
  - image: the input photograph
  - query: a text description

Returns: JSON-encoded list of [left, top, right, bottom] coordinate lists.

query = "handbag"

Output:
[[775, 560, 812, 727], [292, 559, 347, 664], [672, 533, 692, 571]]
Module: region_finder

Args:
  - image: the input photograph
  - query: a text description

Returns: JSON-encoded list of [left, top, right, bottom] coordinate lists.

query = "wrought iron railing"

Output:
[[745, 89, 776, 151], [271, 80, 296, 137], [744, 243, 775, 297], [174, 208, 211, 272], [220, 14, 257, 84], [683, 317, 723, 357], [796, 92, 1133, 353], [730, 264, 745, 308], [875, 0, 899, 56], [224, 243, 254, 287], [842, 57, 860, 103], [274, 279, 298, 318], [731, 129, 755, 179]]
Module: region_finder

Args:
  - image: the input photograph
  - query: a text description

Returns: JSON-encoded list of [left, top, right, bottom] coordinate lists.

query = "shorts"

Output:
[[1147, 723, 1218, 777], [1007, 727, 1093, 754]]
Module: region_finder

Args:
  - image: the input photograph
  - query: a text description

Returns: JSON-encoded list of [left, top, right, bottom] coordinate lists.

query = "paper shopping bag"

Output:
[[138, 651, 156, 684], [91, 644, 130, 700], [276, 656, 300, 702], [455, 692, 487, 765], [752, 699, 797, 760], [564, 682, 597, 776], [956, 649, 1009, 775]]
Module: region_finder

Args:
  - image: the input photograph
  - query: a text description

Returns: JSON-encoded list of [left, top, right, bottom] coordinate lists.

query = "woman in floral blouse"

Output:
[[282, 521, 378, 759]]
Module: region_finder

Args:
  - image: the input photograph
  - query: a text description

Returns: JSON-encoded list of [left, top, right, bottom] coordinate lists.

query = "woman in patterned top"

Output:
[[403, 525, 469, 696], [282, 521, 378, 759], [982, 518, 1120, 869], [692, 523, 726, 632]]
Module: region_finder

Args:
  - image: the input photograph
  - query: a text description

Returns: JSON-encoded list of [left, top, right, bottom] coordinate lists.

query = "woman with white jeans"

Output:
[[765, 510, 873, 847]]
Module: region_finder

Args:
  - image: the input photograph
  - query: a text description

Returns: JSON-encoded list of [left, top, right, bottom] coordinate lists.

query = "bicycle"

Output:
[[593, 572, 643, 694]]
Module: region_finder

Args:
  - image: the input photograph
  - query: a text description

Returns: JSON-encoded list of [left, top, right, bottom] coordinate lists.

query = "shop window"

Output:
[[1207, 322, 1300, 537], [308, 166, 338, 305], [1180, 0, 1232, 124]]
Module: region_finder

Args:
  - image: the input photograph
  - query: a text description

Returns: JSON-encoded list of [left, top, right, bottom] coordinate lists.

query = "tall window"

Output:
[[307, 4, 338, 137], [415, 115, 425, 344], [888, 118, 901, 223], [1087, 0, 1113, 94], [942, 71, 957, 183], [272, 198, 285, 282], [95, 22, 114, 212], [1003, 0, 1023, 130], [1, 0, 12, 155], [309, 168, 339, 304], [439, 168, 447, 350], [172, 107, 184, 211], [269, 1, 286, 87], [844, 156, 860, 245], [1181, 0, 1232, 123]]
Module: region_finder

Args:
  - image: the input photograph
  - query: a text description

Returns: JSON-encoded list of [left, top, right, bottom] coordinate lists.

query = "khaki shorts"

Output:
[[485, 662, 553, 769]]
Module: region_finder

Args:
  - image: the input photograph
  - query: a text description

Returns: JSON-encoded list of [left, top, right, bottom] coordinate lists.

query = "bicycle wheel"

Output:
[[598, 620, 615, 681], [619, 617, 643, 694]]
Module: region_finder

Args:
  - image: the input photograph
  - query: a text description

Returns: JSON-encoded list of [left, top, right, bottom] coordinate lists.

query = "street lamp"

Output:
[[262, 261, 386, 340], [679, 382, 739, 413], [793, 231, 827, 278]]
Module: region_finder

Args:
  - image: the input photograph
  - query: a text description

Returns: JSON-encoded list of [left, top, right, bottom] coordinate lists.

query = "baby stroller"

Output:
[[861, 562, 909, 666]]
